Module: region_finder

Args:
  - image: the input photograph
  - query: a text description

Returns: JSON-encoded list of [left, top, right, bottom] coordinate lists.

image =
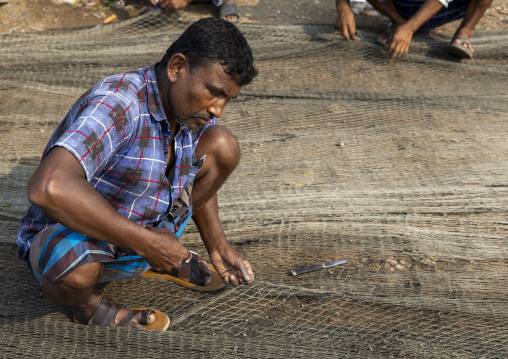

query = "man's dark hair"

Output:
[[159, 17, 257, 86]]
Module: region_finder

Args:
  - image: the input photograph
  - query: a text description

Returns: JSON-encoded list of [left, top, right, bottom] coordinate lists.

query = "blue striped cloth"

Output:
[[28, 219, 191, 285]]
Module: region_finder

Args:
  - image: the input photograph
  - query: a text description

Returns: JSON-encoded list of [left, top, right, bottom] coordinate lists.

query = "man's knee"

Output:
[[197, 125, 240, 172], [58, 261, 103, 290]]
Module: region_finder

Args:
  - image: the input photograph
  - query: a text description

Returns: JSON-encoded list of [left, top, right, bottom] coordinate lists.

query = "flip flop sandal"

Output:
[[73, 296, 170, 330], [447, 35, 474, 59], [219, 2, 240, 22], [140, 251, 225, 292]]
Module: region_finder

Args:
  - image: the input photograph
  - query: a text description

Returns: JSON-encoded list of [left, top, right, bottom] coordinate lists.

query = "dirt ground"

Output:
[[0, 0, 507, 35]]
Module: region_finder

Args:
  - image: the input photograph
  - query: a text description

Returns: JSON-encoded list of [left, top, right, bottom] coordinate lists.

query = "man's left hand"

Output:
[[209, 243, 254, 286]]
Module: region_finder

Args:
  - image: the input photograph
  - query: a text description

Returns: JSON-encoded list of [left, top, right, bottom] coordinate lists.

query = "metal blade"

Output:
[[323, 259, 347, 268], [290, 259, 347, 275]]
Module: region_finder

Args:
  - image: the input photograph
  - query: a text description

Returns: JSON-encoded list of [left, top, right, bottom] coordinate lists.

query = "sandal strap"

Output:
[[190, 253, 201, 285], [87, 296, 123, 327], [170, 252, 211, 286], [139, 309, 156, 324], [194, 253, 211, 286], [453, 35, 470, 45], [116, 308, 154, 327], [116, 309, 139, 327], [170, 264, 180, 278]]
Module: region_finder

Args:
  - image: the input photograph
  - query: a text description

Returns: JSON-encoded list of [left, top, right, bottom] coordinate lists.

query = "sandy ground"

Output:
[[0, 0, 507, 35]]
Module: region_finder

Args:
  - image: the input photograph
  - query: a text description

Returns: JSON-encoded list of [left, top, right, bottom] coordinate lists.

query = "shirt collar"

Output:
[[146, 63, 167, 123], [145, 63, 198, 138]]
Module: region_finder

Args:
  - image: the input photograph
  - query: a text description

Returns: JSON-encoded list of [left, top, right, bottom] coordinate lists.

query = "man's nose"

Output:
[[207, 98, 227, 119]]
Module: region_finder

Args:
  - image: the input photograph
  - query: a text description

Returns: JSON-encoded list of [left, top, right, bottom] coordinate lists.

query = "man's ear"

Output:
[[167, 53, 188, 83]]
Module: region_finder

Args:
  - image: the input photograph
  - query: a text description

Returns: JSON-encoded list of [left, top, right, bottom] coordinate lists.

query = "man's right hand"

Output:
[[141, 226, 191, 272], [336, 0, 357, 40]]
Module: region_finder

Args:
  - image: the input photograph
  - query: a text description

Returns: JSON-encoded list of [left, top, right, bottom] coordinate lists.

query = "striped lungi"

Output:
[[28, 218, 191, 285]]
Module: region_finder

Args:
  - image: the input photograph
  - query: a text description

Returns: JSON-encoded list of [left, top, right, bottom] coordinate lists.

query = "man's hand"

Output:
[[146, 0, 192, 11], [336, 0, 357, 40], [384, 0, 444, 60], [208, 243, 254, 287], [387, 24, 414, 60], [142, 226, 191, 272]]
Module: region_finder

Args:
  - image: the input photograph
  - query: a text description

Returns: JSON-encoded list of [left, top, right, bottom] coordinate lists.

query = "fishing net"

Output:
[[1, 8, 507, 358]]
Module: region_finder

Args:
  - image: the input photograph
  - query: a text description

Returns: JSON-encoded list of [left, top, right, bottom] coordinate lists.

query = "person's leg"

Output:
[[452, 0, 493, 50], [154, 0, 239, 22], [150, 0, 193, 12], [29, 225, 156, 329], [198, 0, 240, 22], [366, 0, 409, 43], [191, 124, 240, 212], [367, 0, 408, 26], [189, 124, 254, 286], [219, 0, 240, 22]]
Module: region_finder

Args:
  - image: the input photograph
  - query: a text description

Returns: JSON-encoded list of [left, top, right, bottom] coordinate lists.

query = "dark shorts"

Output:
[[393, 0, 468, 30], [28, 217, 192, 285]]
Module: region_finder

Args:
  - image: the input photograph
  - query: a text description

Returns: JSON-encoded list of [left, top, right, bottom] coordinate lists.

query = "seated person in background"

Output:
[[147, 0, 241, 22], [335, 0, 494, 59]]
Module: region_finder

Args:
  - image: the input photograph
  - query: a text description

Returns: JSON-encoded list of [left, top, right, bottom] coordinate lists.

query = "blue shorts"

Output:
[[393, 0, 468, 30], [27, 217, 191, 285]]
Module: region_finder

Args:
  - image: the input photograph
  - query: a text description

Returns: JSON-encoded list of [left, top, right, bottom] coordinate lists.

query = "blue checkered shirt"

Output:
[[17, 64, 215, 260]]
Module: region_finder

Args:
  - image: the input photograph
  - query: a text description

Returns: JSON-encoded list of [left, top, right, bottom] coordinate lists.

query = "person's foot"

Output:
[[452, 37, 473, 52], [72, 292, 156, 329], [447, 27, 474, 59], [220, 0, 240, 22], [376, 22, 403, 45], [377, 31, 390, 45]]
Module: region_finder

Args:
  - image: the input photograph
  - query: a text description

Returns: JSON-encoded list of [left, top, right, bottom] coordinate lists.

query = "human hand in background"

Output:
[[387, 24, 414, 60], [336, 0, 358, 40]]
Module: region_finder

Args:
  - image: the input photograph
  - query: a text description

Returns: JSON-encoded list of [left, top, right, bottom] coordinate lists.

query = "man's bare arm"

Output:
[[193, 193, 254, 286], [336, 0, 357, 40], [28, 146, 189, 270], [388, 0, 443, 59]]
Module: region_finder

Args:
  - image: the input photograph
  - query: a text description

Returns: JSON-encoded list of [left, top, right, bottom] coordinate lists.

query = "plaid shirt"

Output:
[[17, 64, 215, 260]]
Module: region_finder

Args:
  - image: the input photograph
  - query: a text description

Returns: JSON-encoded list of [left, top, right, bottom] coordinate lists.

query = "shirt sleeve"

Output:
[[436, 0, 450, 7], [48, 93, 136, 181]]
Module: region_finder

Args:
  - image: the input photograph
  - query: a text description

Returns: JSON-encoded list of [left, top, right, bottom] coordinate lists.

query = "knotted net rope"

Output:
[[0, 9, 507, 358]]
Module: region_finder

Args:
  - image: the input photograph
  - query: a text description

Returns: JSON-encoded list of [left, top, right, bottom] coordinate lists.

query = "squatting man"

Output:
[[17, 18, 257, 330]]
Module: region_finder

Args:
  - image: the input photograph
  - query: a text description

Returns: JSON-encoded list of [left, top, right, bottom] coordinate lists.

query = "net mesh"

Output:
[[1, 9, 507, 358]]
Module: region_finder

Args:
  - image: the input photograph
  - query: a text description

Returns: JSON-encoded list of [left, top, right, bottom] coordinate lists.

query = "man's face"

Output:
[[168, 60, 241, 132]]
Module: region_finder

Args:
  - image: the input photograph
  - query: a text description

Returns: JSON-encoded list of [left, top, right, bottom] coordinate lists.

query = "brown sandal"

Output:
[[72, 296, 170, 330], [141, 252, 225, 292]]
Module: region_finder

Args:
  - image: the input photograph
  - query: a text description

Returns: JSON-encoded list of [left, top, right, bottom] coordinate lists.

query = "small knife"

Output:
[[290, 259, 347, 276]]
